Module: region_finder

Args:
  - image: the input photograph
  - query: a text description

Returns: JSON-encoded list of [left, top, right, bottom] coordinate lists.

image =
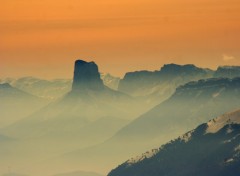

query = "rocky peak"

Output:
[[72, 60, 104, 91]]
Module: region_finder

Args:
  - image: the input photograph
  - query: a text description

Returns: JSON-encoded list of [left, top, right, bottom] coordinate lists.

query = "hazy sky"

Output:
[[1, 0, 240, 78]]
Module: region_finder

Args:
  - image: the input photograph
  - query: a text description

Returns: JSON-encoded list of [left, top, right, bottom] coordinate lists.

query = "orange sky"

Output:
[[1, 0, 240, 78]]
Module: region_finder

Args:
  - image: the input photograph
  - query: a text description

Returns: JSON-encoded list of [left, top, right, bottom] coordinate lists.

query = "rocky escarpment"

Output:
[[72, 60, 104, 91]]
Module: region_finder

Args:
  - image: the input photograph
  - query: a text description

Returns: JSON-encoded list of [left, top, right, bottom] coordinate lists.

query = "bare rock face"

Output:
[[72, 60, 104, 91]]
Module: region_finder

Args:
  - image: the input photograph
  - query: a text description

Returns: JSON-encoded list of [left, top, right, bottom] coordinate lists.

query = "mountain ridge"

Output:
[[53, 76, 240, 174], [108, 109, 240, 176]]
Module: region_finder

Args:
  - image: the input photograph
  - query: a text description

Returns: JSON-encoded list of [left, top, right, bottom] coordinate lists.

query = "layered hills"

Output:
[[55, 77, 240, 174], [1, 61, 240, 175], [0, 60, 144, 175], [0, 83, 47, 128]]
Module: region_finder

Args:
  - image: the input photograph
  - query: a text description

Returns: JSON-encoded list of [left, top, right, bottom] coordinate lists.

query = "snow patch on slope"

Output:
[[235, 145, 240, 152], [179, 130, 194, 142], [127, 148, 160, 165], [206, 109, 240, 134]]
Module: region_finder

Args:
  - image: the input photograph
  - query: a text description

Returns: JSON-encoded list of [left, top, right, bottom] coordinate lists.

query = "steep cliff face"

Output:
[[72, 60, 104, 91]]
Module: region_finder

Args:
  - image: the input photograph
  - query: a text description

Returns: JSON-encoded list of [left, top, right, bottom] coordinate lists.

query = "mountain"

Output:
[[101, 73, 120, 90], [0, 83, 47, 128], [214, 66, 240, 78], [56, 77, 240, 174], [53, 170, 103, 176], [118, 64, 213, 106], [0, 74, 119, 102], [0, 60, 145, 176], [0, 77, 71, 101], [1, 60, 137, 140], [108, 109, 240, 176], [114, 77, 240, 150], [2, 61, 137, 138]]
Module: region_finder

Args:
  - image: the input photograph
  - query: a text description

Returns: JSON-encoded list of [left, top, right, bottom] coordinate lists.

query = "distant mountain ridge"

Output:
[[0, 83, 47, 128], [118, 63, 213, 105], [56, 77, 240, 174], [0, 74, 119, 101], [115, 77, 240, 144], [214, 66, 240, 78], [2, 64, 240, 105], [0, 77, 71, 101], [0, 60, 145, 175], [108, 109, 240, 176], [2, 60, 138, 139], [118, 64, 240, 106], [1, 62, 240, 175]]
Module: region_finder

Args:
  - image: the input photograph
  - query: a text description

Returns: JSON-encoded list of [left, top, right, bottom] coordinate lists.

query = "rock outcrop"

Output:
[[72, 60, 104, 91]]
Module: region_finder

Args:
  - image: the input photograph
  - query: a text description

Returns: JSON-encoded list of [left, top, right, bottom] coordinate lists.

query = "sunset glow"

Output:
[[1, 0, 240, 78]]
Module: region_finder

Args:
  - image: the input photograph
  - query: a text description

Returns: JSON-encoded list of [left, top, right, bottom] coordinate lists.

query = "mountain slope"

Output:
[[118, 64, 240, 107], [214, 66, 240, 78], [115, 77, 240, 144], [2, 60, 142, 139], [0, 74, 119, 101], [0, 83, 47, 128], [108, 109, 240, 176], [55, 77, 240, 174], [101, 73, 120, 90], [118, 64, 213, 106], [0, 77, 71, 101], [0, 60, 145, 176]]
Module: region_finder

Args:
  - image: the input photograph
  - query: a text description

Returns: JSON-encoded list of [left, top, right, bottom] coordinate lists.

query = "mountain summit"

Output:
[[72, 60, 104, 91]]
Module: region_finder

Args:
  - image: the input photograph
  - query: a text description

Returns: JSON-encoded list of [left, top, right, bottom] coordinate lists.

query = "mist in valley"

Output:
[[1, 60, 240, 176]]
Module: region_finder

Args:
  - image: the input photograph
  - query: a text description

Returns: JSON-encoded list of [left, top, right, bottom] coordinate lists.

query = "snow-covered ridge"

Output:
[[126, 109, 240, 166], [206, 109, 240, 134]]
